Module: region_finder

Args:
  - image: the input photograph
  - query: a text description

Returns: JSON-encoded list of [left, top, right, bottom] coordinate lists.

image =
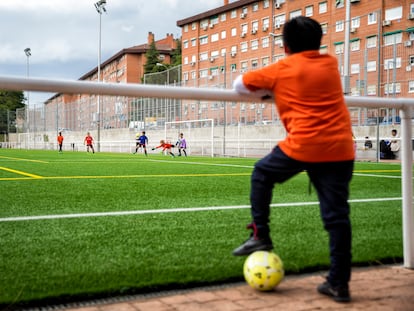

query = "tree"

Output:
[[143, 39, 160, 74], [171, 38, 182, 66], [0, 90, 25, 135]]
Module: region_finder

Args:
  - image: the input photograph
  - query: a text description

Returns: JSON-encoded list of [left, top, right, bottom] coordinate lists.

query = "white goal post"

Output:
[[165, 119, 214, 157]]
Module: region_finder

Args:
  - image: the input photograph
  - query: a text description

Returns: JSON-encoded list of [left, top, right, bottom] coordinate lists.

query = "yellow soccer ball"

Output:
[[243, 251, 284, 291]]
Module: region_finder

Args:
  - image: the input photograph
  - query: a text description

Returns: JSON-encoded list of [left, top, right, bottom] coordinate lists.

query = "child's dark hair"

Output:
[[282, 16, 322, 53]]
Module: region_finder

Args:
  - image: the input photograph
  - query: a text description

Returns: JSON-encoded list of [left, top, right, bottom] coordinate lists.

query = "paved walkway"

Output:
[[63, 264, 414, 311]]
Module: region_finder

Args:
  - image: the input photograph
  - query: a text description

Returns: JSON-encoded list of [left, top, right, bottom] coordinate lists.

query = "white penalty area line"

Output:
[[0, 197, 402, 223]]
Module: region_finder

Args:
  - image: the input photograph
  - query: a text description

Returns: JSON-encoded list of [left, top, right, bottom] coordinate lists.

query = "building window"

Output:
[[199, 52, 208, 62], [251, 39, 259, 50], [221, 30, 226, 40], [241, 61, 248, 73], [336, 20, 344, 32], [408, 81, 414, 93], [319, 2, 327, 14], [220, 13, 226, 22], [367, 12, 377, 25], [231, 46, 237, 54], [351, 63, 360, 74], [321, 23, 328, 35], [252, 20, 259, 32], [251, 59, 259, 69], [183, 57, 188, 65], [200, 19, 209, 29], [350, 39, 360, 51], [191, 38, 196, 47], [263, 0, 269, 9], [252, 2, 259, 12], [262, 36, 270, 48], [241, 42, 248, 52], [192, 22, 197, 30], [183, 40, 189, 49], [199, 69, 208, 78], [242, 6, 248, 15], [199, 36, 208, 45], [305, 5, 313, 16], [367, 61, 377, 72], [320, 45, 328, 54], [385, 6, 403, 21], [273, 54, 285, 63], [273, 35, 283, 48], [366, 36, 377, 49], [210, 16, 219, 25], [385, 83, 401, 95], [274, 14, 286, 29], [336, 0, 344, 8], [367, 85, 377, 96], [262, 57, 270, 67], [384, 57, 401, 69], [351, 17, 360, 29], [184, 25, 188, 33], [290, 9, 301, 19], [230, 63, 237, 72], [231, 10, 237, 18], [183, 72, 189, 81], [335, 43, 344, 54], [384, 33, 402, 45], [241, 23, 248, 34], [263, 17, 270, 30], [211, 33, 219, 42], [231, 27, 237, 37]]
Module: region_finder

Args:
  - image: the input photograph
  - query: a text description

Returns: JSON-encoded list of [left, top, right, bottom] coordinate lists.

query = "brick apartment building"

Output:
[[44, 32, 177, 132], [177, 0, 414, 124]]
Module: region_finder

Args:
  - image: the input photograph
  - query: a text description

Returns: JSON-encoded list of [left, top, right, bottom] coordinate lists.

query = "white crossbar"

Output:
[[0, 75, 413, 268]]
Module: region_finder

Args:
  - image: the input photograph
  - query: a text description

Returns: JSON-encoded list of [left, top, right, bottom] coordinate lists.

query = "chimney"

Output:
[[224, 0, 229, 5], [147, 32, 154, 44]]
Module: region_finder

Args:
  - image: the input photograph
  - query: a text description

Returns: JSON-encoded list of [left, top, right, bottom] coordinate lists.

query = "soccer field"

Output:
[[0, 149, 403, 307]]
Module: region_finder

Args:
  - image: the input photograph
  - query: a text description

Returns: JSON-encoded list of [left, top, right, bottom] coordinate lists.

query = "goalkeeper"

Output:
[[152, 140, 175, 157]]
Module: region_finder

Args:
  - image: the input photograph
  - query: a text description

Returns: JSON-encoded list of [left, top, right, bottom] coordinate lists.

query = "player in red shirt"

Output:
[[84, 132, 95, 153], [57, 132, 64, 153], [152, 140, 175, 157]]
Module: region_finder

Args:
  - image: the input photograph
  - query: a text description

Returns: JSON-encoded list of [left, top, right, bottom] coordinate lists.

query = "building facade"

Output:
[[44, 32, 177, 132], [177, 0, 414, 125]]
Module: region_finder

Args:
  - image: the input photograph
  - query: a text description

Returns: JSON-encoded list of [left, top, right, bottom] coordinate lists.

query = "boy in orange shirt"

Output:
[[57, 132, 64, 153], [232, 16, 354, 303]]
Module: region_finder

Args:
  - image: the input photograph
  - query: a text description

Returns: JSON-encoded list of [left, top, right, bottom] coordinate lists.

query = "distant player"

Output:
[[84, 132, 95, 153], [134, 131, 148, 156], [57, 132, 64, 153], [176, 133, 187, 157], [152, 140, 175, 157]]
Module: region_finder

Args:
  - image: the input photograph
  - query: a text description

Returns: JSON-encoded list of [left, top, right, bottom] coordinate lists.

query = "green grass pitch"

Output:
[[0, 149, 403, 307]]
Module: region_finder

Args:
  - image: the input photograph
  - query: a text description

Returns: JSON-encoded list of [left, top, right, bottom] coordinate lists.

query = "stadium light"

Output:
[[95, 0, 107, 152]]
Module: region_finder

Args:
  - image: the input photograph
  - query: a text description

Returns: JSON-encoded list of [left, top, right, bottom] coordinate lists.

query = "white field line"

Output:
[[0, 197, 402, 223]]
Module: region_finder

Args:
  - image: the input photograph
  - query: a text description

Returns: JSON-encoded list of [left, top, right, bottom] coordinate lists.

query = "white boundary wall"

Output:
[[0, 75, 413, 269]]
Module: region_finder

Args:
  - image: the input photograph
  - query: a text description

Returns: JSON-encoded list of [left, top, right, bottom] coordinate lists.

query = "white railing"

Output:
[[0, 75, 413, 269]]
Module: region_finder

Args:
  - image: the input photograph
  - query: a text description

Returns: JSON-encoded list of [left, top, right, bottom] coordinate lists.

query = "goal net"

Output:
[[164, 119, 214, 157]]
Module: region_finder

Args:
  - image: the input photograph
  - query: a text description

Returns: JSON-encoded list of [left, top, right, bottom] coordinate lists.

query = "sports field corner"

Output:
[[55, 264, 414, 311]]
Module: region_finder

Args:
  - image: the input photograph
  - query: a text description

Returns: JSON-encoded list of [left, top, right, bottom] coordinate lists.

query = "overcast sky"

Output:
[[0, 0, 223, 104]]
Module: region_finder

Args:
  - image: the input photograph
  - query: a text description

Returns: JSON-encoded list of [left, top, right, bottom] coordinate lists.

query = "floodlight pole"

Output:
[[24, 48, 31, 142], [95, 0, 107, 152]]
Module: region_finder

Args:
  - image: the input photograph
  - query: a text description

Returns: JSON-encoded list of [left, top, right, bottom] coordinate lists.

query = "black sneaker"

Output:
[[232, 236, 273, 256], [317, 281, 351, 303]]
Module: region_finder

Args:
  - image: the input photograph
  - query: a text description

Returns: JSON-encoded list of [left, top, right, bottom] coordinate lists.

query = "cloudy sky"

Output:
[[0, 0, 224, 104]]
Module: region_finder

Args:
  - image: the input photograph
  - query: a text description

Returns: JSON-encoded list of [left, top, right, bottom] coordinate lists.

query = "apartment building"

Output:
[[177, 0, 414, 124], [44, 32, 176, 132]]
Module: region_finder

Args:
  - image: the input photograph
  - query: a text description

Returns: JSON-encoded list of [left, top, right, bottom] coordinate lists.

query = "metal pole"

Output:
[[400, 107, 414, 268], [343, 0, 351, 94]]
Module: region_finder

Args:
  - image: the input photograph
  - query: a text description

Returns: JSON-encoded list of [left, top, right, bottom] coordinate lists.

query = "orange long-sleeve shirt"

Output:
[[241, 51, 354, 163]]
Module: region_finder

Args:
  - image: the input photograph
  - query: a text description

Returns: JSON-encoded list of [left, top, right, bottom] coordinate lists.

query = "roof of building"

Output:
[[176, 0, 257, 26]]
